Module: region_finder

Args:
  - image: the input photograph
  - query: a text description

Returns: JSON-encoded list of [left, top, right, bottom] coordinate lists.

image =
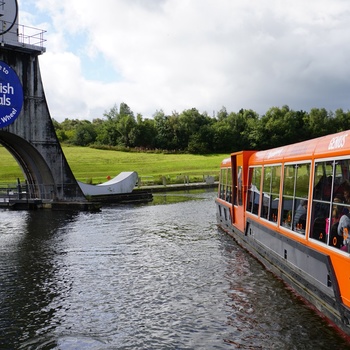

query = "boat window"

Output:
[[237, 166, 243, 206], [262, 165, 281, 223], [219, 167, 233, 203], [311, 161, 334, 244], [311, 159, 350, 249], [247, 166, 262, 216], [226, 168, 232, 203], [219, 168, 227, 200], [281, 163, 310, 235]]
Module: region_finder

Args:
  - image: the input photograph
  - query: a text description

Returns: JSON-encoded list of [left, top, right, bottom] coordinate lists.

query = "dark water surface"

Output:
[[1, 190, 350, 349]]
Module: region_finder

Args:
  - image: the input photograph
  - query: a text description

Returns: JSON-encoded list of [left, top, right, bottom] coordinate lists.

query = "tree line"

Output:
[[52, 103, 350, 154]]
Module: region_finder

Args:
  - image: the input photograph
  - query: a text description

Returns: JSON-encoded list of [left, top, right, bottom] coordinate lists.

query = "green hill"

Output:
[[0, 146, 226, 186]]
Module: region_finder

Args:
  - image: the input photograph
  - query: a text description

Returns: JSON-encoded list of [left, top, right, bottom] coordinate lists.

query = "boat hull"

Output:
[[216, 200, 350, 338]]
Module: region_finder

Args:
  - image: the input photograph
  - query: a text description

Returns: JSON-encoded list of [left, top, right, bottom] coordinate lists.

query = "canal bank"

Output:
[[0, 182, 219, 210], [136, 180, 218, 193], [0, 198, 101, 211], [87, 181, 218, 204]]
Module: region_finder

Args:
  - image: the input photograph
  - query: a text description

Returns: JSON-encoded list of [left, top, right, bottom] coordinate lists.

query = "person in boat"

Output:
[[293, 199, 307, 229], [342, 181, 350, 211], [331, 196, 345, 223], [314, 175, 332, 200], [337, 209, 350, 252], [326, 196, 345, 247]]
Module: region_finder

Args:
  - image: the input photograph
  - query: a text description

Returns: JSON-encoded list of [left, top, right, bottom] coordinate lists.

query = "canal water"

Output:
[[0, 189, 350, 349]]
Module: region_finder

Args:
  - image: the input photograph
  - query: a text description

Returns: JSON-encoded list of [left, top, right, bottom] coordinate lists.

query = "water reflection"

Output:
[[0, 191, 349, 349], [0, 210, 78, 348], [218, 229, 350, 349], [151, 189, 210, 205]]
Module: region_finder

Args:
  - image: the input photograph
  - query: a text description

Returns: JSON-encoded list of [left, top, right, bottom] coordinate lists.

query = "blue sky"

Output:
[[16, 0, 350, 122], [19, 0, 120, 82]]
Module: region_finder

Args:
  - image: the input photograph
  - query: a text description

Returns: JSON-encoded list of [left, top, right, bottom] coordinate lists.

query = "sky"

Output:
[[17, 0, 350, 122]]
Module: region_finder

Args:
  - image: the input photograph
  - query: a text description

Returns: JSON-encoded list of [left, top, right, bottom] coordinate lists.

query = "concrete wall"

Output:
[[0, 46, 86, 201]]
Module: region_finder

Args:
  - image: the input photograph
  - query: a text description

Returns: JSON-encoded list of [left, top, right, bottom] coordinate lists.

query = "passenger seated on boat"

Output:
[[339, 182, 350, 215], [343, 182, 350, 204], [337, 212, 350, 252], [312, 217, 327, 242], [326, 196, 345, 232], [293, 200, 307, 230], [324, 196, 346, 249], [329, 222, 342, 248], [314, 175, 332, 200]]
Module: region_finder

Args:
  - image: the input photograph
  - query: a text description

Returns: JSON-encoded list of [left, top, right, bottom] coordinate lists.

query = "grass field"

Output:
[[0, 145, 227, 185]]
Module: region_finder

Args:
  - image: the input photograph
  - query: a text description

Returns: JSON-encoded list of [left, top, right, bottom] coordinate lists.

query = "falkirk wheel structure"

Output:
[[0, 1, 90, 209]]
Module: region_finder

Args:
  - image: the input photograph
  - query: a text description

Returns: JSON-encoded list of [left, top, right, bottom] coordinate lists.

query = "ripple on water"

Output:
[[1, 191, 350, 349]]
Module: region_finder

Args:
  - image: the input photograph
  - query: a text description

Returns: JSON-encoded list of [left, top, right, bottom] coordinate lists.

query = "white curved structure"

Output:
[[78, 171, 138, 197]]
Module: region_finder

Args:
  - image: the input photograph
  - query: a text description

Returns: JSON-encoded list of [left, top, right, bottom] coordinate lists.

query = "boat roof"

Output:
[[249, 130, 350, 164]]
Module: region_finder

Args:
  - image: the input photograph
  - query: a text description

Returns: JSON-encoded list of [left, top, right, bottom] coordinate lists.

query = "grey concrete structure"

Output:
[[0, 0, 86, 203]]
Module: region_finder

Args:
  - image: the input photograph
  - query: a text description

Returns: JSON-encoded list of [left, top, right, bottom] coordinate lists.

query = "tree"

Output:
[[176, 108, 212, 151], [238, 109, 260, 149], [258, 106, 289, 148], [119, 102, 134, 120], [188, 124, 214, 154], [97, 103, 137, 147], [51, 102, 349, 154], [304, 108, 331, 139], [216, 106, 228, 121], [103, 104, 119, 121], [72, 121, 97, 146], [131, 115, 157, 149], [154, 110, 177, 150], [95, 118, 118, 146], [212, 122, 235, 152], [116, 114, 136, 147], [55, 129, 69, 143], [332, 109, 350, 133], [212, 109, 259, 152]]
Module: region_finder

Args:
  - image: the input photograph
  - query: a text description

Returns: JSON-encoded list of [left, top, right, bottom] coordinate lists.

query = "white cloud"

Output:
[[18, 0, 350, 121]]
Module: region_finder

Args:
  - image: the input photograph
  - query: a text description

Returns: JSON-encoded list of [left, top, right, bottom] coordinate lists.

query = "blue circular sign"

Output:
[[0, 61, 23, 128]]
